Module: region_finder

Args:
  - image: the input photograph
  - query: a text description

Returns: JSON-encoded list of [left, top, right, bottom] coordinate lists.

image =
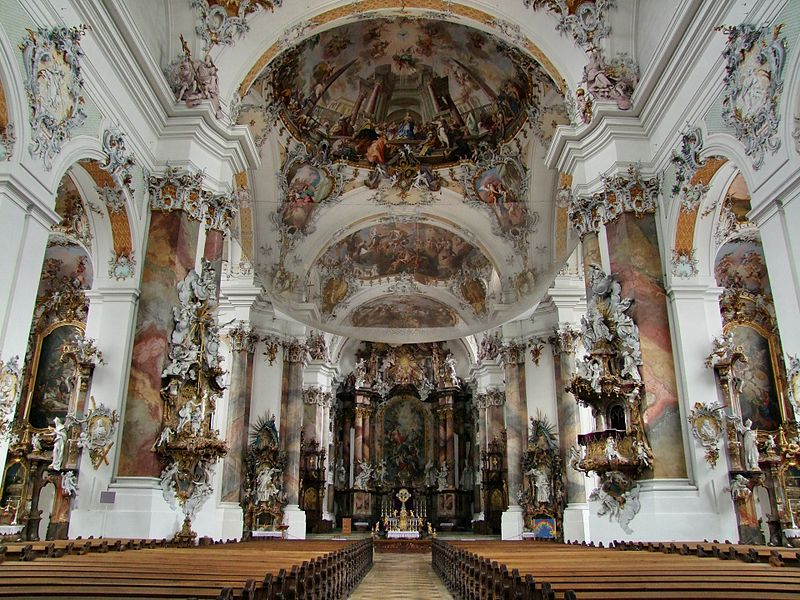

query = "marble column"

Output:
[[502, 344, 528, 506], [445, 404, 455, 487], [549, 326, 586, 505], [437, 405, 447, 465], [605, 211, 687, 479], [280, 340, 306, 507], [221, 323, 257, 503], [363, 406, 371, 464], [119, 209, 200, 477], [354, 405, 364, 474], [500, 343, 527, 540]]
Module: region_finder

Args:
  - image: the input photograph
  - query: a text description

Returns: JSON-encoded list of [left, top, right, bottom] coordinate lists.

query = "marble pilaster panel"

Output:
[[221, 348, 254, 502], [606, 213, 686, 479], [118, 211, 200, 477]]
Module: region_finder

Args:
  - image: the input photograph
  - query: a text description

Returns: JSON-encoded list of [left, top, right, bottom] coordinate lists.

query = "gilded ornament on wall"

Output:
[[687, 402, 725, 468], [21, 26, 87, 170], [67, 397, 119, 469]]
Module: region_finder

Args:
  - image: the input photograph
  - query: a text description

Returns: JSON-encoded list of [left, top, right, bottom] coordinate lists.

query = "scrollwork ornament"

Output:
[[100, 128, 136, 192], [687, 401, 725, 468], [524, 0, 616, 48], [719, 24, 786, 169], [0, 123, 15, 161], [0, 356, 21, 441], [21, 26, 88, 170], [671, 249, 698, 279], [96, 185, 126, 214], [67, 397, 119, 469], [786, 354, 800, 421], [108, 252, 135, 281], [192, 0, 283, 51]]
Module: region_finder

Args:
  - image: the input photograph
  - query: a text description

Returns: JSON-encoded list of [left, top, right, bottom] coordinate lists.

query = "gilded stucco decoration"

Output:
[[192, 0, 283, 51], [719, 24, 786, 170], [148, 167, 238, 232], [671, 248, 698, 279], [108, 252, 136, 281], [0, 356, 21, 442], [568, 165, 660, 237], [100, 128, 136, 193], [523, 0, 615, 48], [156, 261, 228, 543], [67, 397, 119, 469], [687, 401, 726, 468], [671, 125, 708, 213], [21, 26, 87, 170]]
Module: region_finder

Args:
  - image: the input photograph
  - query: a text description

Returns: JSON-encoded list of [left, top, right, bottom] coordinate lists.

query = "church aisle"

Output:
[[349, 552, 453, 600]]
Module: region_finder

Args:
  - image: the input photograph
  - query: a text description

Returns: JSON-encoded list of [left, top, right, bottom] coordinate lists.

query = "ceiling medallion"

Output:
[[21, 26, 88, 170], [719, 23, 786, 170]]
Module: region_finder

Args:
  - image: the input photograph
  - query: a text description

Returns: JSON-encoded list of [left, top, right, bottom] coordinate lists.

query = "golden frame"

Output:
[[723, 320, 789, 431], [375, 393, 434, 484], [22, 320, 85, 432], [0, 459, 28, 521]]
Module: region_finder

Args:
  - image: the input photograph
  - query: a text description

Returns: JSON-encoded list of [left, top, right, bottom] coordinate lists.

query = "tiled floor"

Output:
[[349, 552, 453, 599]]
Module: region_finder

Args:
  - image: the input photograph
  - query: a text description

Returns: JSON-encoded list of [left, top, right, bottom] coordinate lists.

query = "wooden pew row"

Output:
[[433, 539, 800, 600], [604, 539, 800, 566], [0, 538, 373, 599], [0, 538, 171, 562]]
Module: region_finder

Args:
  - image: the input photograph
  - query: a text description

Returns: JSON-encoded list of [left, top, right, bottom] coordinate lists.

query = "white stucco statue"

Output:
[[50, 417, 67, 470], [741, 419, 761, 471]]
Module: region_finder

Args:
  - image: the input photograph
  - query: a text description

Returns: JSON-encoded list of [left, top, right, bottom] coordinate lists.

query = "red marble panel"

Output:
[[607, 214, 686, 479], [118, 211, 200, 477]]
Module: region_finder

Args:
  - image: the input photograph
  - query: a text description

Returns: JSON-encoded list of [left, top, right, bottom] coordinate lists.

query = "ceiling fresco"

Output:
[[318, 222, 489, 284], [350, 296, 459, 329], [237, 14, 577, 342], [254, 17, 558, 166]]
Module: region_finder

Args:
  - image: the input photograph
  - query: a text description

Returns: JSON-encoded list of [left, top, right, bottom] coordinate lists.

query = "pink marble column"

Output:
[[445, 404, 455, 487], [221, 326, 256, 502], [502, 344, 527, 507], [438, 405, 447, 465], [280, 341, 306, 505], [362, 406, 371, 464], [605, 212, 687, 479], [354, 406, 364, 475], [119, 210, 200, 477]]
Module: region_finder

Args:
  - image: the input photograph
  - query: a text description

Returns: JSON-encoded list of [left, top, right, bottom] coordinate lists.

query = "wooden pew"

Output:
[[433, 539, 800, 599], [0, 538, 373, 599]]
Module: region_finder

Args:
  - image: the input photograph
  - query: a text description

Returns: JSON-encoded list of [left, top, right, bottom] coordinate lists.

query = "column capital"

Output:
[[226, 321, 258, 353], [568, 165, 661, 238], [303, 386, 333, 407], [147, 167, 237, 233], [475, 388, 506, 409], [548, 323, 581, 355], [499, 342, 526, 366], [282, 339, 307, 364]]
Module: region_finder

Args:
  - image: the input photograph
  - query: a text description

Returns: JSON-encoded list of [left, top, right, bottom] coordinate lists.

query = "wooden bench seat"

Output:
[[433, 539, 800, 600], [0, 538, 373, 599]]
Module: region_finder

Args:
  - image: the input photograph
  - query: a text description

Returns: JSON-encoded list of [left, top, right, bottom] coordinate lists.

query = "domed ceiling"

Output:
[[238, 14, 578, 343]]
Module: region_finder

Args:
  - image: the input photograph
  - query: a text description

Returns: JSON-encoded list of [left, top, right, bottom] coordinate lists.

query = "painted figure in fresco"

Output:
[[396, 112, 416, 139], [50, 416, 67, 471]]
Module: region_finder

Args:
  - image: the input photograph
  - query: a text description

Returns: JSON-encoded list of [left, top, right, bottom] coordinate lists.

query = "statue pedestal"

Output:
[[501, 505, 524, 541], [282, 504, 306, 540]]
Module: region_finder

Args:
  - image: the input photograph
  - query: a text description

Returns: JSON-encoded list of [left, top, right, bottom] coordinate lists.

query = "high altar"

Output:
[[331, 342, 485, 532]]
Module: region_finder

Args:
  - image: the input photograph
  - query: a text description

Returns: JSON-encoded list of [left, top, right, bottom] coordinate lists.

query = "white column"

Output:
[[0, 185, 57, 485], [68, 288, 146, 538], [650, 280, 740, 543], [749, 195, 800, 359]]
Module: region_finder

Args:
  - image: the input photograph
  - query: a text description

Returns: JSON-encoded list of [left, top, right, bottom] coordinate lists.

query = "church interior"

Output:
[[1, 0, 800, 597]]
